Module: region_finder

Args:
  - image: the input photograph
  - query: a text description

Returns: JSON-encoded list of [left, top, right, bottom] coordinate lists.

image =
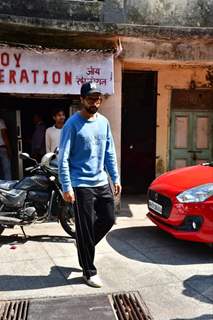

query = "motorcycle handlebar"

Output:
[[25, 165, 42, 174], [25, 161, 58, 176], [25, 166, 34, 172]]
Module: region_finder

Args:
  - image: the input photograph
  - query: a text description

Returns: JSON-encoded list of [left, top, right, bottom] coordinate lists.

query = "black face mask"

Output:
[[85, 106, 98, 114]]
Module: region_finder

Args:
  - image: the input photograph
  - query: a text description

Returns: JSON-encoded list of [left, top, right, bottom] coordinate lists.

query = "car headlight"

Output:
[[177, 183, 213, 203]]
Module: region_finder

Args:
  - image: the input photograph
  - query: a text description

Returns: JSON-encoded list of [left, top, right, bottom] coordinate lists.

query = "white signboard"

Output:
[[0, 48, 114, 94]]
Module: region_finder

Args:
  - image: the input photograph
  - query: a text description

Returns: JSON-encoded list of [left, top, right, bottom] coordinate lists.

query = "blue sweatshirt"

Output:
[[58, 112, 120, 192]]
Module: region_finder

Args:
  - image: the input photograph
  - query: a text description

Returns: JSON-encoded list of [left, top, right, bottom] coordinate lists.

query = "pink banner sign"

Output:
[[0, 49, 114, 94]]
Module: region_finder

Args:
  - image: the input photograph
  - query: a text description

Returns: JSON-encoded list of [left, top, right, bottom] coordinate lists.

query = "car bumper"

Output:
[[147, 210, 213, 243]]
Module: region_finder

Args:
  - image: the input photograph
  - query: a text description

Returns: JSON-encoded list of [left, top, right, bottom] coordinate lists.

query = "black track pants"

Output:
[[73, 184, 115, 278]]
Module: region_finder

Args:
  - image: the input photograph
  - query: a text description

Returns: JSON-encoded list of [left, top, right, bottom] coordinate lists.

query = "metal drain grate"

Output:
[[0, 300, 29, 320], [109, 292, 153, 320]]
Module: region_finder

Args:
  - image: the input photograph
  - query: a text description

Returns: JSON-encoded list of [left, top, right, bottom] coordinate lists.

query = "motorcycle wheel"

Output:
[[59, 204, 76, 238], [0, 225, 4, 235]]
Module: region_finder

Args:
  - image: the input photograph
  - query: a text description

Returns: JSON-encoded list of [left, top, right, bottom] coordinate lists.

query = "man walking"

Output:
[[58, 82, 121, 288], [45, 108, 65, 153]]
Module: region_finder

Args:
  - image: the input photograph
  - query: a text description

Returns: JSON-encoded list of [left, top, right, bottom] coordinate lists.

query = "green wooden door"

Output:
[[170, 111, 213, 169]]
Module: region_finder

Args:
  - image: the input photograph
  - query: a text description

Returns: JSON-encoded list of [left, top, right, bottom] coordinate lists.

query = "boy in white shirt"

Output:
[[45, 108, 65, 153]]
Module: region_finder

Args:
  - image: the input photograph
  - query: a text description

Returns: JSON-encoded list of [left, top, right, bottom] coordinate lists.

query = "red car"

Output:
[[147, 163, 213, 243]]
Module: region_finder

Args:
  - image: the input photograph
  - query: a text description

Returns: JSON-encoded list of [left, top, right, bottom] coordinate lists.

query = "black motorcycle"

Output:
[[0, 152, 75, 238]]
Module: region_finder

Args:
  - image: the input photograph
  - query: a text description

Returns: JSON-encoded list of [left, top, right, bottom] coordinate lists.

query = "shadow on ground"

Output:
[[0, 234, 75, 248], [106, 226, 213, 266], [0, 266, 83, 291], [107, 226, 213, 309], [0, 234, 84, 291], [171, 315, 213, 320], [182, 275, 213, 304]]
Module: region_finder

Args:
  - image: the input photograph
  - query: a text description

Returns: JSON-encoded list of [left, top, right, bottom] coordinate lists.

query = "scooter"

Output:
[[0, 152, 75, 238]]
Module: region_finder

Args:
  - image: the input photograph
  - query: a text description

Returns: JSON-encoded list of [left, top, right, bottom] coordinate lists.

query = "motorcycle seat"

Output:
[[0, 180, 18, 190]]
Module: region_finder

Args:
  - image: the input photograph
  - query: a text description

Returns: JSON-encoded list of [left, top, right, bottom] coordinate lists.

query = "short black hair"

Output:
[[52, 108, 65, 117]]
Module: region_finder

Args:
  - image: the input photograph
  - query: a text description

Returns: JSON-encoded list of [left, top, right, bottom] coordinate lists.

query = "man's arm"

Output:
[[58, 122, 75, 202], [104, 122, 121, 195]]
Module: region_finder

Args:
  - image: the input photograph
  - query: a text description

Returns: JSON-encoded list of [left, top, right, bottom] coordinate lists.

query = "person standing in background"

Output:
[[0, 118, 12, 180], [31, 113, 46, 162], [45, 108, 65, 153]]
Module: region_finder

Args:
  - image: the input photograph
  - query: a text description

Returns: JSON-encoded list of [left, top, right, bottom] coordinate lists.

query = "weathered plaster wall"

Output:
[[0, 0, 213, 27], [102, 58, 122, 176], [157, 66, 210, 174], [123, 61, 211, 176], [125, 0, 213, 27], [121, 36, 213, 175], [0, 0, 103, 22], [121, 37, 213, 63]]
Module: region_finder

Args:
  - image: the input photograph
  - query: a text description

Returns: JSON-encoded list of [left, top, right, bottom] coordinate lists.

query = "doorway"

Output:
[[0, 94, 78, 179], [121, 71, 157, 194]]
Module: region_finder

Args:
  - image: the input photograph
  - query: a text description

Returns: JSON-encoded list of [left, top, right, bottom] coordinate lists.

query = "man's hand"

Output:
[[63, 190, 75, 203], [114, 183, 122, 196]]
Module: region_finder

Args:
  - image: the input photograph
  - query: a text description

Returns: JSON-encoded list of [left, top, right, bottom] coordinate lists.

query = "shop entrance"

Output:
[[0, 94, 79, 179], [121, 71, 157, 194]]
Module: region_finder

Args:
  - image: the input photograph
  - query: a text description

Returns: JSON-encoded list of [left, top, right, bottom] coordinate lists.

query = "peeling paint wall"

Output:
[[103, 0, 125, 23], [121, 37, 213, 63], [157, 66, 212, 174], [123, 61, 211, 175], [102, 59, 122, 176], [1, 0, 213, 27], [0, 0, 103, 22], [102, 56, 212, 177], [125, 0, 213, 27], [121, 36, 213, 176]]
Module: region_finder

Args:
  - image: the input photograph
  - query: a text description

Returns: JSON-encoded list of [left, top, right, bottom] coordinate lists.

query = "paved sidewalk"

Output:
[[0, 196, 212, 320]]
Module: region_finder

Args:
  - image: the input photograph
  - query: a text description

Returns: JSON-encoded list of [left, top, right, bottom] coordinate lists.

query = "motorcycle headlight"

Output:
[[177, 183, 213, 203]]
